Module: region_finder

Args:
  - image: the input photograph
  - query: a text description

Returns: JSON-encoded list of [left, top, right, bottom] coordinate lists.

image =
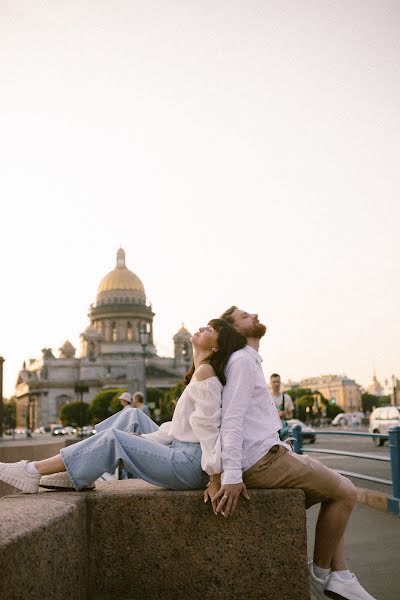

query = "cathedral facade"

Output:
[[15, 249, 192, 428]]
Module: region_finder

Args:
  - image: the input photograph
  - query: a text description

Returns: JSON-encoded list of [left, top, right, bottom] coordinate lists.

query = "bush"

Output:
[[60, 401, 91, 427]]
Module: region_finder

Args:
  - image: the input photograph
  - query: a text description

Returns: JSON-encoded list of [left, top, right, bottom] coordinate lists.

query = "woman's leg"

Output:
[[95, 407, 159, 435], [35, 454, 66, 476], [60, 429, 206, 491]]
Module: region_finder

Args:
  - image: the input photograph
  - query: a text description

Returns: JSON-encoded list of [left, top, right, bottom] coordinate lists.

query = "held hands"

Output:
[[208, 482, 250, 518]]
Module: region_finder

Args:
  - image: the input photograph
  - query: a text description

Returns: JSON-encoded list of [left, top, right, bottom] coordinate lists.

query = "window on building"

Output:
[[127, 322, 133, 341], [112, 322, 118, 342]]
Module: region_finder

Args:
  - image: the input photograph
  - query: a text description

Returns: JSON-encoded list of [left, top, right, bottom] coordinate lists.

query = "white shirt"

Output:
[[271, 392, 294, 414], [141, 376, 222, 476], [221, 345, 285, 485]]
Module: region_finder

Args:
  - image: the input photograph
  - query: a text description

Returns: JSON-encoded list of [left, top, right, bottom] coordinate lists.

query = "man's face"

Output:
[[230, 308, 267, 339], [270, 376, 281, 394]]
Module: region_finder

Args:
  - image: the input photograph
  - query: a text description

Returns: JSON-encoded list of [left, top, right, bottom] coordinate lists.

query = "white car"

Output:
[[368, 406, 400, 447], [287, 419, 316, 443], [331, 412, 363, 427]]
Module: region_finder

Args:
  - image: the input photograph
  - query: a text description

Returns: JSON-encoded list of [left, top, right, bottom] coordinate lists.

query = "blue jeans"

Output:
[[60, 408, 208, 491]]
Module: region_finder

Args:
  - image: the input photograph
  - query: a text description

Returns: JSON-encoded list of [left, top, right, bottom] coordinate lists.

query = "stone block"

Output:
[[0, 493, 88, 600], [87, 480, 309, 600]]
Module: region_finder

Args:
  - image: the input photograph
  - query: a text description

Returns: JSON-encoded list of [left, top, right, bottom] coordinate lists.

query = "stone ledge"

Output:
[[0, 481, 310, 600]]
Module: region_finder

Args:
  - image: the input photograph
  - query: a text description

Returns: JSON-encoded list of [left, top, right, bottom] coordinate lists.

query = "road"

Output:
[[301, 425, 393, 495]]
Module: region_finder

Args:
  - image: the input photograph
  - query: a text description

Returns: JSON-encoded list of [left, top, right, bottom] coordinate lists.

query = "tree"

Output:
[[3, 398, 16, 430], [90, 389, 126, 424], [60, 401, 91, 427], [361, 393, 391, 414], [159, 382, 186, 423]]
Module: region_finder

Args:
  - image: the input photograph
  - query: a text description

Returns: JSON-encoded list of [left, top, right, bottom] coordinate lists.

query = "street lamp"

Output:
[[139, 324, 150, 402], [74, 382, 89, 438]]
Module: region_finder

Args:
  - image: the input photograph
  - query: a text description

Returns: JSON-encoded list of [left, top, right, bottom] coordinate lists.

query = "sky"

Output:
[[0, 0, 399, 397]]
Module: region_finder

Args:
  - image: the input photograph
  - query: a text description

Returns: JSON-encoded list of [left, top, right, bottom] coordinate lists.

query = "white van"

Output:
[[368, 406, 400, 446]]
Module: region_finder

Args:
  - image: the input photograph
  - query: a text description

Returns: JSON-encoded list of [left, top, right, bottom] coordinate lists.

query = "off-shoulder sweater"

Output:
[[141, 376, 222, 476]]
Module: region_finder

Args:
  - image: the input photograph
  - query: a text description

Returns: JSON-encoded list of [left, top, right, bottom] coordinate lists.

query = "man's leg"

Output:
[[313, 477, 357, 569]]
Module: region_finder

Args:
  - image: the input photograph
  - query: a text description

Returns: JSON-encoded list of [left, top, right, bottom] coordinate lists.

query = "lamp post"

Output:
[[139, 324, 150, 403], [74, 382, 89, 438], [0, 356, 4, 439]]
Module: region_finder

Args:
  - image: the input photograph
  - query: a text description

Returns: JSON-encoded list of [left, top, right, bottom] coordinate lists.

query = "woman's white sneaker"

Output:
[[39, 472, 95, 490], [0, 460, 40, 493], [325, 571, 377, 600]]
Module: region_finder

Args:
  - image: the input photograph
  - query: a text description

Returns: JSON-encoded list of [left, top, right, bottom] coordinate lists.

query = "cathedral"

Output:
[[15, 248, 192, 428]]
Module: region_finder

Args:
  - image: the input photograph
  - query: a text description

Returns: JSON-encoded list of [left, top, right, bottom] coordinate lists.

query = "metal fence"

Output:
[[291, 425, 400, 516]]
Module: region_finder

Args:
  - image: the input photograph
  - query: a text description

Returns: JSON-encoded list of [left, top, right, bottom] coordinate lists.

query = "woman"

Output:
[[0, 319, 246, 499]]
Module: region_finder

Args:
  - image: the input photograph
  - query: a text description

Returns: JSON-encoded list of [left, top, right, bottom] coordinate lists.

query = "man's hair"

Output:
[[220, 305, 238, 325], [270, 373, 281, 380], [133, 392, 144, 402]]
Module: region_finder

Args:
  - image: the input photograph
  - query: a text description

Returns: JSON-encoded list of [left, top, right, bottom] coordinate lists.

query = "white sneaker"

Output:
[[308, 561, 328, 600], [39, 472, 95, 490], [325, 572, 377, 600], [0, 460, 40, 493]]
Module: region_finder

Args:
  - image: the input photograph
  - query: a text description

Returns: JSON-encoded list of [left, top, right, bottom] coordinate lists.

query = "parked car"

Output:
[[331, 412, 363, 427], [287, 419, 316, 443], [81, 426, 96, 437], [62, 426, 77, 435], [51, 426, 65, 436], [368, 406, 400, 447]]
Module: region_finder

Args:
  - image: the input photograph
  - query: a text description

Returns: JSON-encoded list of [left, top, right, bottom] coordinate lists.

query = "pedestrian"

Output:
[[118, 392, 132, 409], [213, 306, 376, 600], [132, 392, 151, 417], [270, 372, 294, 440]]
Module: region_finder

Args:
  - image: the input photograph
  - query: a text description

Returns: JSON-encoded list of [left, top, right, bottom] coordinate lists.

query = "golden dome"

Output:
[[97, 248, 145, 295]]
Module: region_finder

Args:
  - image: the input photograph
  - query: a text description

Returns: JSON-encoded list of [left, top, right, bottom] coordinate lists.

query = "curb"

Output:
[[356, 486, 399, 516]]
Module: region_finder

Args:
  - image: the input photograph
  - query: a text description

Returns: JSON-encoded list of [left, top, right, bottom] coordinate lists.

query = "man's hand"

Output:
[[212, 483, 250, 518]]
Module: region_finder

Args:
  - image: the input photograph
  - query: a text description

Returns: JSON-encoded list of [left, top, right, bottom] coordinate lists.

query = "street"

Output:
[[301, 425, 392, 495]]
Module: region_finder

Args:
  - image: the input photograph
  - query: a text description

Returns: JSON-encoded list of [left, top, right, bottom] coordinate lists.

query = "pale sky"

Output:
[[1, 0, 399, 397]]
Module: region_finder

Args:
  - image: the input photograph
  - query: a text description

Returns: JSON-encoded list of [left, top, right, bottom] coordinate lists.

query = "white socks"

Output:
[[333, 569, 353, 580], [25, 461, 40, 476], [313, 564, 331, 580], [313, 563, 353, 582]]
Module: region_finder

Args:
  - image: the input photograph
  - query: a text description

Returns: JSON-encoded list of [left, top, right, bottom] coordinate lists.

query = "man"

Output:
[[213, 306, 375, 600], [270, 373, 294, 419], [132, 392, 151, 417], [119, 391, 132, 409]]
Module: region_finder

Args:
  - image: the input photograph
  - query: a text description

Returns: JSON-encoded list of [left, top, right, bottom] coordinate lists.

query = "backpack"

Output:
[[278, 393, 290, 441]]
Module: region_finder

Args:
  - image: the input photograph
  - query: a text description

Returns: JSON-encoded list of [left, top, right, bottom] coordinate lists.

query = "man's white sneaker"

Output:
[[308, 561, 328, 600], [39, 472, 95, 491], [0, 460, 40, 493], [325, 572, 377, 600]]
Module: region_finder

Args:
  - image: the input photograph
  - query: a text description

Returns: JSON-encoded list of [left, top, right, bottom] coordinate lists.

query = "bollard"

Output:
[[388, 426, 400, 515], [292, 424, 303, 455]]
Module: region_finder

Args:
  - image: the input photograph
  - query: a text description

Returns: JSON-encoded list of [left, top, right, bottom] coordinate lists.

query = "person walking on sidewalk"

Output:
[[212, 306, 376, 600]]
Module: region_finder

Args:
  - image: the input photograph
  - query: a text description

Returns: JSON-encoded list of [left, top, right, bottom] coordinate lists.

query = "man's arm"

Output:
[[212, 355, 256, 517]]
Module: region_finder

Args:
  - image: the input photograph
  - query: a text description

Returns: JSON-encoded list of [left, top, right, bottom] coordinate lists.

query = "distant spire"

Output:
[[116, 248, 126, 268]]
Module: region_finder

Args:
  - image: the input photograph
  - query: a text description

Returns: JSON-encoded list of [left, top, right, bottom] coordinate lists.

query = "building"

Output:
[[366, 372, 385, 397], [298, 375, 362, 412], [15, 249, 192, 428]]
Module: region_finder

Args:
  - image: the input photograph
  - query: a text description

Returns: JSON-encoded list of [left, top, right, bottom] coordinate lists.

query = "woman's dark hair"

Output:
[[184, 318, 247, 386]]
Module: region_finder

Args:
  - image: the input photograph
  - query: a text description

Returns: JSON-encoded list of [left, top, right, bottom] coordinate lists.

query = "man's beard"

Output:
[[241, 322, 267, 339]]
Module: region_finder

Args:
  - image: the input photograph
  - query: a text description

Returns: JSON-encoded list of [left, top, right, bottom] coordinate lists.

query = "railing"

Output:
[[291, 425, 400, 516]]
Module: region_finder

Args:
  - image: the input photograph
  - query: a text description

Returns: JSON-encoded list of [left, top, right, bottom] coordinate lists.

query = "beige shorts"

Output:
[[243, 445, 343, 508]]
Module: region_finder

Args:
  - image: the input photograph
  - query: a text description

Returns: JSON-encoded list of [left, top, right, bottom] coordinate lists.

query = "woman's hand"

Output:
[[212, 482, 250, 517], [204, 475, 221, 513]]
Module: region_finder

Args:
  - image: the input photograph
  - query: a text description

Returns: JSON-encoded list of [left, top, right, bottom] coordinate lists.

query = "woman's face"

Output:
[[191, 325, 219, 353]]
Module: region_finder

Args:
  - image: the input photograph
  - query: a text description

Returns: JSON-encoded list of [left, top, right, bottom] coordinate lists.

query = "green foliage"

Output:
[[90, 389, 126, 424], [159, 382, 186, 423], [2, 398, 16, 430], [286, 388, 340, 422], [361, 393, 391, 414], [147, 387, 164, 405], [60, 401, 91, 427]]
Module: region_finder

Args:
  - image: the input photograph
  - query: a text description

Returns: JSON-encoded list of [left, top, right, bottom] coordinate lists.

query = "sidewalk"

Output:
[[307, 502, 400, 600]]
